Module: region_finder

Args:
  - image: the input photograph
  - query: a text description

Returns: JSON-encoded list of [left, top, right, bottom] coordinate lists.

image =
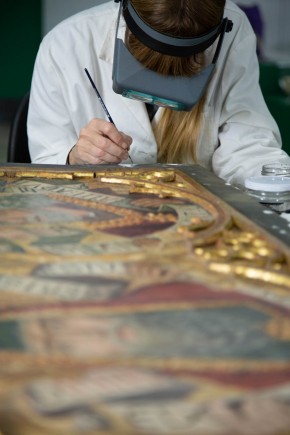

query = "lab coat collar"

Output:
[[99, 7, 125, 65]]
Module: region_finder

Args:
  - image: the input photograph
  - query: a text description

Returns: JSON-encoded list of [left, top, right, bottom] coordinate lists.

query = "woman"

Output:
[[27, 0, 290, 185]]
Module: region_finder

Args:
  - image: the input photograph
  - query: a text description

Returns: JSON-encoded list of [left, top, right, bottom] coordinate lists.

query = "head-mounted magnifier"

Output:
[[112, 0, 233, 111]]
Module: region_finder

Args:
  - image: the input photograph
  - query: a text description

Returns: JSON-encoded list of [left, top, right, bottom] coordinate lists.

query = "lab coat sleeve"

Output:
[[211, 30, 290, 186], [27, 36, 78, 165]]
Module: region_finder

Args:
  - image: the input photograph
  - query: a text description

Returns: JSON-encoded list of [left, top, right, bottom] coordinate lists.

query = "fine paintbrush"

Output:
[[84, 68, 133, 164]]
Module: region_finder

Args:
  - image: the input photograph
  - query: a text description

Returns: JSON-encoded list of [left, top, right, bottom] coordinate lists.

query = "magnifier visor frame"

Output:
[[112, 2, 233, 111], [113, 39, 215, 111]]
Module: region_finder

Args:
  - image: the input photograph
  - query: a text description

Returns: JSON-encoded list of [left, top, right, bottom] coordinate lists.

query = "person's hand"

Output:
[[68, 118, 132, 164]]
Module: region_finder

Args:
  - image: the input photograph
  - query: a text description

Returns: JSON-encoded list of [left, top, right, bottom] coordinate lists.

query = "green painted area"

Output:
[[0, 1, 41, 99], [259, 62, 290, 155]]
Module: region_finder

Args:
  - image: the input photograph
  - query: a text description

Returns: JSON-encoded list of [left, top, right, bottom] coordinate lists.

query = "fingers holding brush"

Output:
[[68, 118, 132, 165]]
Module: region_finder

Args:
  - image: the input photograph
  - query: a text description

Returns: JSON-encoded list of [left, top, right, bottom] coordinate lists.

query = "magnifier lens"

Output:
[[153, 99, 186, 110], [124, 90, 153, 103], [123, 89, 186, 110]]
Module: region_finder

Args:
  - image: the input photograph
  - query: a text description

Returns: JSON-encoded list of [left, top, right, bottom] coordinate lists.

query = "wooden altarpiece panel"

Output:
[[0, 163, 290, 435]]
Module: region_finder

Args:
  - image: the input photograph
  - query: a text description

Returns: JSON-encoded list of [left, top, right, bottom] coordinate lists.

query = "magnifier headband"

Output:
[[118, 0, 227, 56], [112, 0, 233, 111]]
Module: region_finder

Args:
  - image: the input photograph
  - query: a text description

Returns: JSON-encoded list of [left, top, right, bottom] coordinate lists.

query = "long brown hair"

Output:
[[126, 0, 225, 163]]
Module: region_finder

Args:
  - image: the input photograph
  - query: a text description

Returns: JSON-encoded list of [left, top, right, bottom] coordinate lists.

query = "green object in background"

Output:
[[259, 62, 290, 155], [264, 94, 290, 155], [0, 1, 41, 99]]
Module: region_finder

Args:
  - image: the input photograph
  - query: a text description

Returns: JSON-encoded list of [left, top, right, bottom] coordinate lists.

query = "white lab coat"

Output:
[[28, 0, 290, 185]]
